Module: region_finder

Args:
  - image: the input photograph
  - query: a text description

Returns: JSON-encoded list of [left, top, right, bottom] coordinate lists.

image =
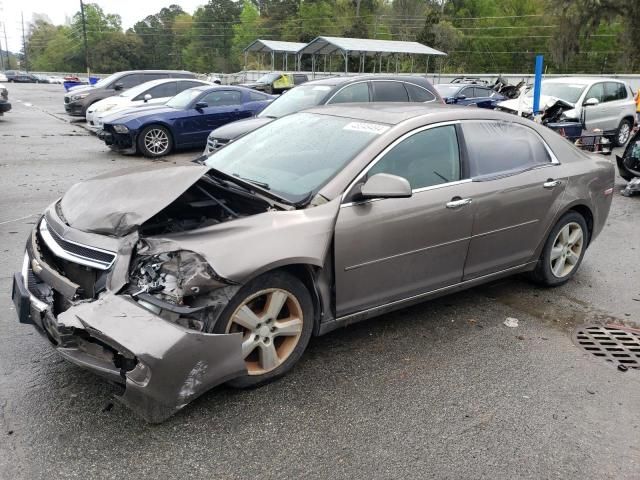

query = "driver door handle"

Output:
[[446, 197, 473, 209], [543, 179, 562, 189]]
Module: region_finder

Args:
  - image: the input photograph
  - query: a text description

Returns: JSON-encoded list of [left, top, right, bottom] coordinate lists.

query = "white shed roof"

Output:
[[298, 36, 447, 57], [244, 39, 307, 54]]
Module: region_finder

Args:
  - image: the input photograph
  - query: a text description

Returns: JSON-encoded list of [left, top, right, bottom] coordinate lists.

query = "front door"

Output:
[[180, 90, 244, 147], [334, 124, 475, 317], [459, 121, 567, 279]]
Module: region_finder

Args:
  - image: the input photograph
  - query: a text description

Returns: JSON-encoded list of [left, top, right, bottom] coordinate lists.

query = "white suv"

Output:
[[498, 77, 637, 146]]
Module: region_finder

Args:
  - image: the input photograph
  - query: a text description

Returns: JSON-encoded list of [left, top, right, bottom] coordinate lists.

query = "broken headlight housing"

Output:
[[130, 250, 227, 304]]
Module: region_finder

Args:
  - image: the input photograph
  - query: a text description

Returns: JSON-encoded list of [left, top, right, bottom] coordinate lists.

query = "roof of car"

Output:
[[304, 75, 434, 87], [544, 76, 628, 85], [115, 70, 193, 75], [305, 102, 514, 125]]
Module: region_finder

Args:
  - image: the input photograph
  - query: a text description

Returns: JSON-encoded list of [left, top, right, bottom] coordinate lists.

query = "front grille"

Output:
[[206, 137, 229, 153], [40, 220, 116, 270]]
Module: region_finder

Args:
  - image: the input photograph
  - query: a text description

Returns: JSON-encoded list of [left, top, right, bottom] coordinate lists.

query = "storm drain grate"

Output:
[[573, 325, 640, 370]]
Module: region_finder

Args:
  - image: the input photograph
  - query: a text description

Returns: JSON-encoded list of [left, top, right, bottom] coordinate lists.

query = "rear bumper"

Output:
[[12, 224, 246, 422]]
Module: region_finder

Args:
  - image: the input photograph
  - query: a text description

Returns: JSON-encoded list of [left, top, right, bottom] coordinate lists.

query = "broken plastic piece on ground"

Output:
[[504, 317, 519, 328]]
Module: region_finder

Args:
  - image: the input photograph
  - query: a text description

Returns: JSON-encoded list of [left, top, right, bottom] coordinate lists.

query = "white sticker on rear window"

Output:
[[343, 122, 389, 134]]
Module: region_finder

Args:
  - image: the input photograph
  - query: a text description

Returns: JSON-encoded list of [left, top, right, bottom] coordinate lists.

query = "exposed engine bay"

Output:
[[139, 177, 277, 236]]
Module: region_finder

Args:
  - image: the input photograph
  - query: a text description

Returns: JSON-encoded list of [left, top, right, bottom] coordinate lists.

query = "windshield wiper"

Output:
[[232, 173, 270, 190]]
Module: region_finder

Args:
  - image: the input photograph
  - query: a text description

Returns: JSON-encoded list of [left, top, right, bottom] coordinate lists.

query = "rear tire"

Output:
[[137, 124, 173, 158], [529, 212, 589, 287], [614, 118, 633, 147], [211, 271, 314, 389]]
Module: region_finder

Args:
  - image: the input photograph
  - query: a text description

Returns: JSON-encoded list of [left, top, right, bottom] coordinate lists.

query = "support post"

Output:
[[21, 11, 28, 71], [344, 51, 348, 74], [244, 51, 248, 70], [532, 54, 544, 115], [271, 51, 275, 71], [79, 1, 90, 76]]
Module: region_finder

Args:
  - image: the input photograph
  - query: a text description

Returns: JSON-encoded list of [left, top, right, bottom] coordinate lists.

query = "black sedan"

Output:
[[4, 70, 36, 83]]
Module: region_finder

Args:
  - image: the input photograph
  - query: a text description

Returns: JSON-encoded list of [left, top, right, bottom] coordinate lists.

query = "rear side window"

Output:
[[114, 74, 141, 89], [201, 90, 242, 106], [405, 83, 436, 102], [462, 122, 551, 177], [367, 125, 461, 189], [293, 74, 308, 85], [249, 91, 269, 101], [372, 81, 409, 102], [604, 82, 627, 101], [328, 83, 370, 103]]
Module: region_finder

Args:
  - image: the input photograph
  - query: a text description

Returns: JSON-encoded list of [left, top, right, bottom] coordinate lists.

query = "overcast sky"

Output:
[[1, 0, 206, 51]]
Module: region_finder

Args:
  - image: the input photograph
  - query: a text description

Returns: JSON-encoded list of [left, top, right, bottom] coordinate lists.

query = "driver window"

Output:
[[367, 125, 461, 190], [200, 90, 242, 106], [328, 83, 370, 104], [585, 83, 604, 103]]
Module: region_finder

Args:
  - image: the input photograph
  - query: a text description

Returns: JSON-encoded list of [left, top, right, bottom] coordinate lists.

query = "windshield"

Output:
[[258, 85, 331, 118], [256, 73, 281, 84], [166, 88, 202, 109], [526, 82, 587, 104], [205, 112, 387, 203], [435, 85, 461, 97], [94, 72, 123, 89]]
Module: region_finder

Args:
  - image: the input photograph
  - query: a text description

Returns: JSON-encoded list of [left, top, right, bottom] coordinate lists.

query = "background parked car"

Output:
[[239, 72, 308, 94], [102, 85, 273, 157], [0, 84, 11, 116], [63, 70, 196, 117], [48, 75, 64, 84], [436, 83, 506, 108], [0, 73, 8, 82], [496, 77, 636, 146], [86, 78, 212, 131], [4, 71, 36, 83], [32, 74, 51, 84], [205, 75, 442, 154]]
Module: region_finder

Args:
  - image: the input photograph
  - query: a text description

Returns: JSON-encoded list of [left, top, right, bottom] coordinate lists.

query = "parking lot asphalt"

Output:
[[0, 83, 639, 480]]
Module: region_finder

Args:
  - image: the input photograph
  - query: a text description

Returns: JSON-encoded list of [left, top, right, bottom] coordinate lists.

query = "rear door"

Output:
[[334, 124, 476, 316], [459, 121, 567, 279]]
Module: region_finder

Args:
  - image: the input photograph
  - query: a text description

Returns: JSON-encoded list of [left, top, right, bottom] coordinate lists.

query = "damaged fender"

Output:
[[141, 197, 342, 283], [58, 293, 245, 423]]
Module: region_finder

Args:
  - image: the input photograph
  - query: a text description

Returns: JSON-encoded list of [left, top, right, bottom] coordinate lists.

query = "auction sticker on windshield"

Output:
[[343, 122, 390, 134]]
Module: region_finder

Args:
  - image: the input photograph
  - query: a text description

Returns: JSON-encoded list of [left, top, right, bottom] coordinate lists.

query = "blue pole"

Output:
[[532, 55, 544, 115]]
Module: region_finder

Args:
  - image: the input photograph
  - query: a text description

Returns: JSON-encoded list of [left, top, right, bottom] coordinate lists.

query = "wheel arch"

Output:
[[561, 203, 594, 245]]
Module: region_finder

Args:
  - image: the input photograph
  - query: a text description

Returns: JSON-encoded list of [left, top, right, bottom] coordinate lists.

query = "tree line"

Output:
[[20, 0, 640, 75]]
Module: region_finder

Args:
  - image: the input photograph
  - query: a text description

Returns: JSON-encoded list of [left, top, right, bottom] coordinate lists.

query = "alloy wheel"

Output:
[[618, 122, 631, 145], [226, 288, 304, 375], [550, 222, 584, 278], [143, 128, 170, 155]]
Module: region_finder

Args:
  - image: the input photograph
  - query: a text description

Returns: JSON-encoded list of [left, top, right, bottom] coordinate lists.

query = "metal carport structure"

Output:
[[243, 39, 307, 71], [297, 36, 447, 75]]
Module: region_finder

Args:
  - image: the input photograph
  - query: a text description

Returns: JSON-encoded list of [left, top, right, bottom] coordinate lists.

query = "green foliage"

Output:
[[21, 0, 640, 74]]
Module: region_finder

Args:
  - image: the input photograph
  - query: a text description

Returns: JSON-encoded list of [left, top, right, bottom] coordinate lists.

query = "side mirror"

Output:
[[359, 173, 412, 200], [195, 101, 208, 111], [143, 94, 152, 102], [584, 97, 599, 106], [113, 82, 124, 91], [455, 94, 467, 101]]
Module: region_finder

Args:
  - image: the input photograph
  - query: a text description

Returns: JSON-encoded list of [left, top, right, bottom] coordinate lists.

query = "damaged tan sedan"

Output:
[[12, 104, 614, 422]]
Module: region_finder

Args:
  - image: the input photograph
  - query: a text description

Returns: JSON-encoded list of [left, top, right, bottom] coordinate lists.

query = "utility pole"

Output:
[[80, 0, 90, 76], [3, 23, 8, 69], [21, 11, 27, 71], [0, 26, 4, 70]]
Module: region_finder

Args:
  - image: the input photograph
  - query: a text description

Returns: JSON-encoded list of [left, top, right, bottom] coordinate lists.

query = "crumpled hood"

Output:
[[496, 95, 573, 114], [60, 164, 210, 236]]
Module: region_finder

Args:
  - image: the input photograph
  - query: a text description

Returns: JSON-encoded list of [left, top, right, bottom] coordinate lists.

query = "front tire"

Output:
[[614, 118, 632, 147], [137, 124, 173, 158], [529, 212, 589, 287], [211, 271, 314, 388]]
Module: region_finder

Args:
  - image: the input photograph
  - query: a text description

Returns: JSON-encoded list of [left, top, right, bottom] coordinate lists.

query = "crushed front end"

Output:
[[11, 205, 245, 422]]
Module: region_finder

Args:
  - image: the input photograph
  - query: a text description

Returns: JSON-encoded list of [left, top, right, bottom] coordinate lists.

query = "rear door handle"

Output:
[[446, 197, 473, 209], [543, 179, 562, 189]]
